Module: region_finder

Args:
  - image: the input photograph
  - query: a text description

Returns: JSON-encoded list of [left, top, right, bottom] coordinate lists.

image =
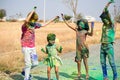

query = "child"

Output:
[[99, 2, 118, 80], [21, 7, 59, 80], [41, 33, 63, 80], [61, 14, 94, 79]]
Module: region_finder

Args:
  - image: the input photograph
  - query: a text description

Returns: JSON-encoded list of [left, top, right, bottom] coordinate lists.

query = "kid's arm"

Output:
[[105, 2, 113, 25], [56, 45, 63, 53], [103, 2, 112, 12], [61, 13, 76, 31], [41, 47, 48, 54], [87, 22, 94, 36], [41, 16, 59, 27], [24, 7, 36, 25], [25, 11, 34, 23], [24, 6, 37, 25]]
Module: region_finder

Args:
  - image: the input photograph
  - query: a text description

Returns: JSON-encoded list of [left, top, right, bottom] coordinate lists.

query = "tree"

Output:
[[62, 0, 78, 21], [76, 13, 83, 20], [114, 12, 120, 23], [0, 9, 6, 19], [113, 5, 120, 23]]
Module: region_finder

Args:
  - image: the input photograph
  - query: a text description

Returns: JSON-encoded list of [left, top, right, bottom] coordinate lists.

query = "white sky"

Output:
[[0, 0, 120, 21]]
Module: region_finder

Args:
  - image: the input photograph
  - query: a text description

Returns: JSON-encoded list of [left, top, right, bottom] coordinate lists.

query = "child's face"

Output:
[[49, 40, 55, 45], [77, 22, 85, 30]]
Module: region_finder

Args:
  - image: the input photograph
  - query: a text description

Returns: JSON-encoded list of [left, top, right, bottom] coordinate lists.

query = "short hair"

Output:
[[47, 33, 56, 41]]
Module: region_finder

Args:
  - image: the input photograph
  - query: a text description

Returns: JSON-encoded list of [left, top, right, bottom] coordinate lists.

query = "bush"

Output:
[[115, 14, 120, 23], [0, 9, 6, 19]]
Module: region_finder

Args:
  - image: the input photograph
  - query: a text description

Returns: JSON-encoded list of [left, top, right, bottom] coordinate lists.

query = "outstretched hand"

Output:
[[54, 16, 59, 20], [106, 1, 112, 8], [61, 13, 64, 18], [34, 6, 37, 10], [60, 13, 76, 31], [61, 13, 65, 21], [61, 13, 63, 16], [56, 16, 60, 19]]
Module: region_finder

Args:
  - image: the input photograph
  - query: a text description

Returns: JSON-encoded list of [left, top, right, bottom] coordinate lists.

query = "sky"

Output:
[[0, 0, 120, 21]]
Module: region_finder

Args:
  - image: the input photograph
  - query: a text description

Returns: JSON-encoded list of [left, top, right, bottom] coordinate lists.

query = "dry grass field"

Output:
[[0, 22, 120, 73]]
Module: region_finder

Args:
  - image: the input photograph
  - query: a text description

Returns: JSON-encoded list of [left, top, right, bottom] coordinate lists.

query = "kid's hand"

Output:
[[59, 46, 63, 53], [108, 1, 112, 4], [91, 22, 94, 28], [61, 13, 65, 20], [56, 16, 59, 19], [41, 48, 45, 53], [55, 16, 59, 20], [61, 13, 64, 18], [33, 6, 37, 11], [61, 13, 63, 16]]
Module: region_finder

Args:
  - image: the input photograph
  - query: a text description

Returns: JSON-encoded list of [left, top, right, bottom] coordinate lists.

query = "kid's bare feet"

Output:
[[104, 78, 109, 80], [86, 74, 89, 79], [77, 73, 81, 79]]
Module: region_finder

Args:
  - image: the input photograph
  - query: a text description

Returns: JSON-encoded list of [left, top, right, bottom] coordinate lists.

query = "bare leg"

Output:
[[47, 66, 51, 80], [77, 60, 81, 77], [83, 57, 89, 79], [54, 66, 59, 80]]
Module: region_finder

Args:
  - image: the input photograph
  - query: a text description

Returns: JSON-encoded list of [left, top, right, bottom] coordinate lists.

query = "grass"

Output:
[[0, 22, 120, 74]]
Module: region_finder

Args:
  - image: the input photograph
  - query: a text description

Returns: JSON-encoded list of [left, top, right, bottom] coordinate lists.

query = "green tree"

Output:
[[0, 9, 6, 19]]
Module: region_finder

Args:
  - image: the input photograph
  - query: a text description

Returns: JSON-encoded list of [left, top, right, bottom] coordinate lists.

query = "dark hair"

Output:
[[100, 10, 112, 24], [77, 19, 89, 31], [100, 11, 109, 20], [47, 33, 56, 41]]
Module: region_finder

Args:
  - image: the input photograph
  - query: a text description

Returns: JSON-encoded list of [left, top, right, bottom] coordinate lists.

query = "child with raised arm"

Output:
[[99, 2, 118, 80], [61, 14, 94, 79], [41, 33, 63, 80], [21, 7, 59, 80]]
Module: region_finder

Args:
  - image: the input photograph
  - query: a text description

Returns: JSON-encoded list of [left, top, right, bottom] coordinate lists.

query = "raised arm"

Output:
[[41, 46, 48, 54], [24, 7, 37, 24], [103, 2, 112, 12], [61, 13, 76, 31], [41, 16, 59, 27], [87, 22, 94, 36]]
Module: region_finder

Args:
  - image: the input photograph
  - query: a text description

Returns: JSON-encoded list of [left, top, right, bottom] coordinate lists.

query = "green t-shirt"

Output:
[[101, 24, 115, 43]]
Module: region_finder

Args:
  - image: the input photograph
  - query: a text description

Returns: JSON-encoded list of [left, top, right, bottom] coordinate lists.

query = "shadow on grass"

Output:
[[73, 75, 97, 80], [79, 74, 97, 80], [59, 72, 97, 80], [10, 74, 48, 80], [10, 74, 24, 80], [34, 76, 48, 80], [59, 72, 74, 79]]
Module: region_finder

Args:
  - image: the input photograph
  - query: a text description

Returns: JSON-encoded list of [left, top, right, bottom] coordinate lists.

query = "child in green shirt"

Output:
[[100, 2, 117, 80], [41, 33, 63, 80]]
